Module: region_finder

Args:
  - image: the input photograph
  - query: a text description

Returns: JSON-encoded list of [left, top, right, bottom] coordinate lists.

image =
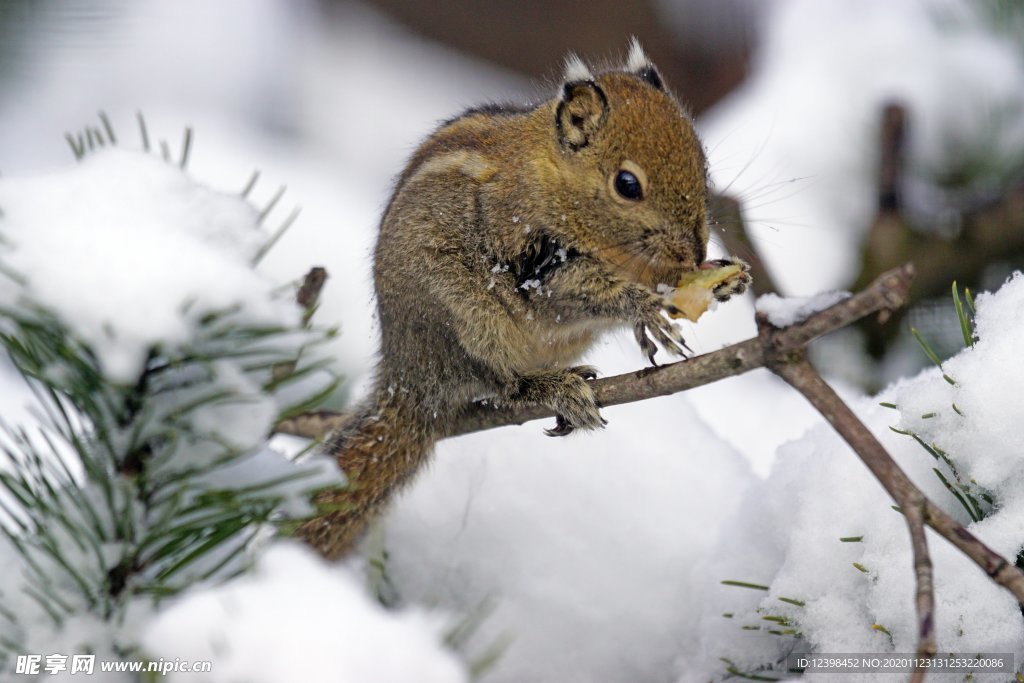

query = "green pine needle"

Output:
[[933, 468, 980, 522], [952, 281, 975, 348], [761, 615, 791, 625], [98, 111, 117, 145], [721, 580, 771, 591], [910, 326, 955, 384]]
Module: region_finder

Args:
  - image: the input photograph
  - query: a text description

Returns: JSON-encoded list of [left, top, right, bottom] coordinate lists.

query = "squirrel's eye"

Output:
[[614, 169, 643, 201]]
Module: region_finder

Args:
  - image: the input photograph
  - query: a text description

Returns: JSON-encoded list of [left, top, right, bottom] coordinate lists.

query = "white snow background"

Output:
[[0, 0, 1022, 681]]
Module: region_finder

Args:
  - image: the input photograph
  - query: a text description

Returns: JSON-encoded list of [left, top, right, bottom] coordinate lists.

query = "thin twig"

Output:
[[769, 356, 1024, 607], [905, 502, 936, 682], [769, 356, 937, 673]]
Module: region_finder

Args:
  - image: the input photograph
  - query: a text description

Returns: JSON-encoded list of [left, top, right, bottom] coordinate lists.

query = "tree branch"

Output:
[[280, 262, 1024, 636], [770, 357, 937, 673], [277, 264, 915, 440], [447, 262, 914, 436]]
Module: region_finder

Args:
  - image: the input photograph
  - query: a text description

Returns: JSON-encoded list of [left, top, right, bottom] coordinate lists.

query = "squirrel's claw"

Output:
[[543, 411, 608, 437], [571, 364, 599, 381], [512, 367, 605, 436], [635, 316, 690, 365], [712, 268, 753, 302], [545, 415, 575, 437], [634, 323, 660, 366]]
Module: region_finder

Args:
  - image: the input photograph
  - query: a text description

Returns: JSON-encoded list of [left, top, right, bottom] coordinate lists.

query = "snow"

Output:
[[380, 396, 755, 683], [755, 290, 850, 327], [142, 542, 467, 683], [679, 273, 1024, 680], [897, 273, 1024, 553], [0, 148, 300, 383]]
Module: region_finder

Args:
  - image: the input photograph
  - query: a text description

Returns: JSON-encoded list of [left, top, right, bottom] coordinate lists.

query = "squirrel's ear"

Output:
[[556, 55, 608, 151], [625, 37, 664, 91]]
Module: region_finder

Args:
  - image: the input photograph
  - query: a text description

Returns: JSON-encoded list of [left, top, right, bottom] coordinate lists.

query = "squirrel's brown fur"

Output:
[[298, 44, 742, 559]]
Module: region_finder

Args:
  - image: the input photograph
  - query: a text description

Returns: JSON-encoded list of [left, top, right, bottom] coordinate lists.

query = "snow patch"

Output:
[[143, 543, 467, 683], [381, 396, 753, 683], [0, 149, 300, 383], [685, 273, 1024, 679]]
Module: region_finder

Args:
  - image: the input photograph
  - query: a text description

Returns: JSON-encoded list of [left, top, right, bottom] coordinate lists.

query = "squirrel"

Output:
[[297, 40, 750, 559]]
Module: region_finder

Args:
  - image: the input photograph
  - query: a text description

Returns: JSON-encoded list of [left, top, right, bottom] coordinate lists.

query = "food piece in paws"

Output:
[[667, 258, 752, 321]]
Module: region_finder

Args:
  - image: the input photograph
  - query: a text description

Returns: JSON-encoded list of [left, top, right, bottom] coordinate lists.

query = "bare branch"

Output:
[[278, 264, 915, 439], [770, 357, 938, 672], [770, 355, 1024, 606], [906, 501, 936, 683]]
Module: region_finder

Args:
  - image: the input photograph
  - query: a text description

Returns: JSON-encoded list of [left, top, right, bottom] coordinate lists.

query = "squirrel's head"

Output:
[[536, 40, 708, 289]]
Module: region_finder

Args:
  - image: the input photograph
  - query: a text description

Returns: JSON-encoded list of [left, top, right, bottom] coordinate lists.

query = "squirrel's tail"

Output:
[[295, 390, 438, 559]]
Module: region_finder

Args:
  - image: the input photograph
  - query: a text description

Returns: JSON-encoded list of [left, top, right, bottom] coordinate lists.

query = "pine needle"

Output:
[[721, 580, 770, 591], [179, 126, 193, 169], [98, 111, 117, 145], [952, 281, 974, 348], [136, 112, 151, 152], [240, 169, 260, 197], [258, 185, 287, 223]]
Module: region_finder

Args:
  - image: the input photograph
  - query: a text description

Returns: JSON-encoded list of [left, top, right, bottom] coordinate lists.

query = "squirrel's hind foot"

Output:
[[505, 366, 605, 437]]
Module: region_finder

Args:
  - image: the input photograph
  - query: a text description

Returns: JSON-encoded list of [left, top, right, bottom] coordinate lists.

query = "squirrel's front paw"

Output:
[[510, 367, 605, 437], [707, 258, 753, 302], [634, 297, 691, 366]]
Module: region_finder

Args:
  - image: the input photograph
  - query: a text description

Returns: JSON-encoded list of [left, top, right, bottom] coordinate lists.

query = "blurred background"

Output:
[[0, 0, 1022, 407]]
